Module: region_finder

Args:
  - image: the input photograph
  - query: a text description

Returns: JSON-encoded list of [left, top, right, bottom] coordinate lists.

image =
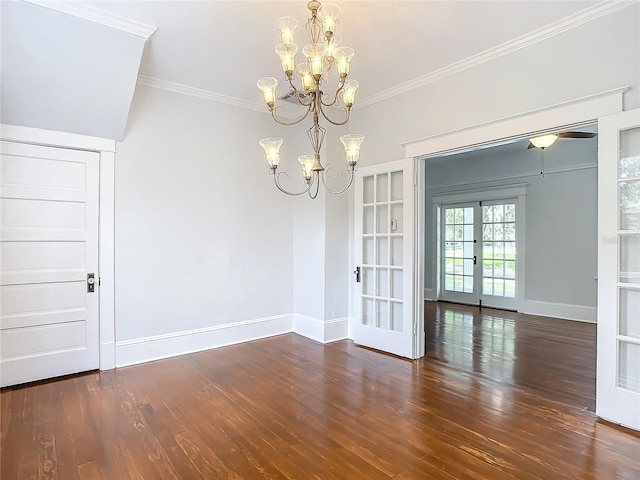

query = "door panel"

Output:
[[0, 141, 99, 387], [354, 158, 415, 358], [597, 109, 640, 430]]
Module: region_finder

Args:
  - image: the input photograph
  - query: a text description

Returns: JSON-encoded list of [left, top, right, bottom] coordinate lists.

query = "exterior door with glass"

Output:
[[597, 108, 640, 430], [441, 200, 518, 310], [353, 158, 416, 359]]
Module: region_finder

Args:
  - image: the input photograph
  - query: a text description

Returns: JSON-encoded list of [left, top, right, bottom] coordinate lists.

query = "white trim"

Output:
[[99, 151, 116, 370], [115, 315, 293, 367], [523, 300, 596, 323], [136, 76, 304, 120], [130, 3, 632, 115], [347, 317, 355, 340], [404, 87, 626, 158], [136, 76, 265, 113], [24, 1, 157, 40], [0, 124, 116, 152], [432, 184, 527, 205], [293, 314, 349, 344], [357, 3, 634, 110]]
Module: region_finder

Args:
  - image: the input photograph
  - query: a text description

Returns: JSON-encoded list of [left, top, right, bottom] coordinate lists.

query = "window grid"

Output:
[[482, 203, 516, 298], [444, 206, 474, 293]]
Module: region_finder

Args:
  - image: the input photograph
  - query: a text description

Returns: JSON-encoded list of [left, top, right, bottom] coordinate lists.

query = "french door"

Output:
[[597, 108, 640, 430], [353, 158, 417, 359], [440, 200, 518, 310]]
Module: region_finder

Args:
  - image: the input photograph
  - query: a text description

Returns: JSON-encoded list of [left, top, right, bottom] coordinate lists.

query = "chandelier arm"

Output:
[[320, 81, 346, 108], [308, 173, 321, 199], [286, 77, 314, 108], [270, 104, 313, 126], [317, 101, 351, 126], [320, 168, 355, 195], [273, 171, 315, 196]]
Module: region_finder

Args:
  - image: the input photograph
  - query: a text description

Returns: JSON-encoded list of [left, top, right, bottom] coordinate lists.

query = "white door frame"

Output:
[[401, 86, 627, 419], [0, 124, 116, 371]]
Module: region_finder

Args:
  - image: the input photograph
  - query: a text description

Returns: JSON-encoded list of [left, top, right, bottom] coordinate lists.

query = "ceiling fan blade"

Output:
[[527, 142, 535, 149], [558, 131, 597, 139]]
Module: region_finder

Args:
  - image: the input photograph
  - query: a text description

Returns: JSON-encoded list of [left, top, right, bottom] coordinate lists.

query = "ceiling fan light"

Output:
[[530, 134, 559, 149]]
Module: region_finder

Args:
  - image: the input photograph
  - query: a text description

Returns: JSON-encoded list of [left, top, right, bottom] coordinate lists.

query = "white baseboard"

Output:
[[293, 314, 349, 344], [347, 317, 354, 340], [115, 314, 293, 367], [424, 288, 436, 301], [523, 300, 596, 323]]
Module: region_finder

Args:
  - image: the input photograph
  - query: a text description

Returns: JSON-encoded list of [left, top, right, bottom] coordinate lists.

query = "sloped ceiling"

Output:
[[0, 1, 152, 140], [1, 0, 623, 141]]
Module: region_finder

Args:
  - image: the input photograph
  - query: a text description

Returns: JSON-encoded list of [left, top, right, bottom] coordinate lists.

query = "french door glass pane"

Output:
[[620, 288, 640, 338], [619, 342, 640, 393], [617, 126, 640, 394], [443, 206, 474, 293], [482, 203, 516, 298], [360, 171, 404, 331], [620, 234, 640, 284]]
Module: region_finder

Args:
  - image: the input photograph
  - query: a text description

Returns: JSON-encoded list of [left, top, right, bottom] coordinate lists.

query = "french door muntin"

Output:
[[440, 199, 518, 309]]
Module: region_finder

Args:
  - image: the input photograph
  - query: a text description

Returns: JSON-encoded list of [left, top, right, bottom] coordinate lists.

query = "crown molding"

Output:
[[23, 0, 157, 40], [136, 0, 633, 114], [136, 76, 304, 119], [355, 0, 636, 110], [136, 75, 265, 112]]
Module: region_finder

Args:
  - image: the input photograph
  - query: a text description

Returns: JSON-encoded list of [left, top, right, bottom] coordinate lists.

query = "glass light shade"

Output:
[[325, 34, 342, 60], [530, 134, 559, 149], [341, 79, 359, 107], [340, 134, 364, 167], [334, 46, 354, 76], [317, 3, 340, 37], [259, 138, 283, 169], [297, 63, 314, 92], [256, 77, 278, 106], [275, 43, 298, 75], [298, 155, 316, 182], [303, 43, 326, 76], [276, 16, 297, 45]]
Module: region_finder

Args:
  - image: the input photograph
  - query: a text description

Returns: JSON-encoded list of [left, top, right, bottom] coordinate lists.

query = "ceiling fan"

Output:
[[527, 131, 597, 176], [527, 131, 597, 150]]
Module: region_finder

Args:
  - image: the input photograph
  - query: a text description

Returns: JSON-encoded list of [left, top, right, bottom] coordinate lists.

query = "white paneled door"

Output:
[[0, 141, 99, 387], [354, 158, 416, 359], [597, 109, 640, 431]]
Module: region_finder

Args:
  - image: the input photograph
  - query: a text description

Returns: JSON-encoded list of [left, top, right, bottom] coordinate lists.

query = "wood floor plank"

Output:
[[2, 302, 639, 479]]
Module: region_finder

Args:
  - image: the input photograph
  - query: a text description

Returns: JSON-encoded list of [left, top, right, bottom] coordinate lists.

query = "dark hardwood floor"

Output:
[[2, 302, 639, 479]]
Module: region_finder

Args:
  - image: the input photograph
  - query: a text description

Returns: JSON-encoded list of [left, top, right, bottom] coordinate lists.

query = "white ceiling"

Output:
[[82, 0, 599, 107]]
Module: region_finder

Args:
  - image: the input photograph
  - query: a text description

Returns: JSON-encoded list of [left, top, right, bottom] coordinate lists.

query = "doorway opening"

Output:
[[420, 127, 599, 411]]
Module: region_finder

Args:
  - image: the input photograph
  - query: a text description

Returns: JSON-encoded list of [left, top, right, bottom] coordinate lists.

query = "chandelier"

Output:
[[257, 1, 364, 198]]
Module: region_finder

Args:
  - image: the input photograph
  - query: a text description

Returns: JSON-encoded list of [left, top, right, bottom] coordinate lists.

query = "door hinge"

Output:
[[354, 266, 361, 283], [473, 255, 477, 265], [413, 173, 417, 186]]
